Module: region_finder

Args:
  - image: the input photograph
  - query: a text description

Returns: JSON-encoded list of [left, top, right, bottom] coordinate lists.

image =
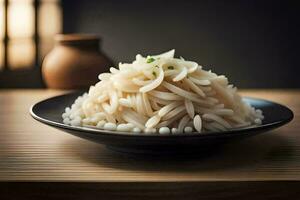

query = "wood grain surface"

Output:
[[0, 89, 299, 199]]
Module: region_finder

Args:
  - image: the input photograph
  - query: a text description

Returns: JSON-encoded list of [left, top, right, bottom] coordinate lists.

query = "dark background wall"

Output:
[[62, 0, 299, 88]]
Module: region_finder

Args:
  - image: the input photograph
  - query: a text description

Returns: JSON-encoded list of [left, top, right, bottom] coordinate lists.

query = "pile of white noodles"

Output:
[[62, 49, 264, 134]]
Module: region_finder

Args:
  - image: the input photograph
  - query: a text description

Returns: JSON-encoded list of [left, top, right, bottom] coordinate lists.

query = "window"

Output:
[[0, 0, 62, 71], [0, 0, 4, 70]]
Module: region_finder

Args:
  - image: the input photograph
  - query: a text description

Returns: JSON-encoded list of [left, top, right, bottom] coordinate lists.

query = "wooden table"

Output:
[[0, 89, 299, 199]]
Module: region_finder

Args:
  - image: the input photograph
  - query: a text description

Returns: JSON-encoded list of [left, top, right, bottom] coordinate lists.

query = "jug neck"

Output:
[[55, 34, 101, 51]]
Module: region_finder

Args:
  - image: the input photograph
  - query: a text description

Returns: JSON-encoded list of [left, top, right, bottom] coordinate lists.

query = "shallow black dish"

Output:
[[30, 91, 293, 154]]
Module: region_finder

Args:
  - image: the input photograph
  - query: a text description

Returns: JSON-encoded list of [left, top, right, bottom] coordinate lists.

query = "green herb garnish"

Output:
[[147, 57, 155, 63], [154, 65, 159, 68], [152, 71, 157, 77], [168, 66, 174, 70]]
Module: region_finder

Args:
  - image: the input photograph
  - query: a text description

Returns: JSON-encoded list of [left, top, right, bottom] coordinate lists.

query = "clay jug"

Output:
[[42, 34, 113, 89]]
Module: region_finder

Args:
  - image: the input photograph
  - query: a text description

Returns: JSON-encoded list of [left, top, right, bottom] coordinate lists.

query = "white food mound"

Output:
[[62, 49, 264, 134]]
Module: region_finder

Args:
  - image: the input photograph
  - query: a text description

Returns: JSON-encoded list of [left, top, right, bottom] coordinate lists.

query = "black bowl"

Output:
[[30, 91, 293, 154]]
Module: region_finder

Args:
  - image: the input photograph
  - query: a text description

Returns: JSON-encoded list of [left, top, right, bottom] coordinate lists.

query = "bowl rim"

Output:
[[29, 92, 294, 139]]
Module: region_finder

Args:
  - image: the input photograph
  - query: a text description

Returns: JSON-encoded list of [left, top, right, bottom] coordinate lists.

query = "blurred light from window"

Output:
[[0, 0, 3, 70], [8, 39, 35, 69], [39, 37, 53, 59], [0, 0, 62, 70], [38, 0, 62, 38], [0, 0, 4, 39], [38, 0, 62, 61], [8, 0, 34, 39]]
